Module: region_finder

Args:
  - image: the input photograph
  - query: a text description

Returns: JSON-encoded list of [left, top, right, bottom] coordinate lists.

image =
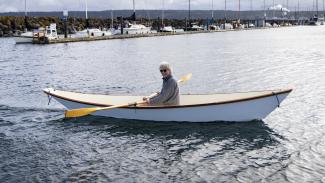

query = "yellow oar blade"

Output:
[[178, 73, 192, 83], [65, 107, 100, 118], [65, 103, 131, 118]]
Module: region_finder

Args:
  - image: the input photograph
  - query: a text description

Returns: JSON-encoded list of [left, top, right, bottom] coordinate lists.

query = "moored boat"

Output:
[[123, 23, 152, 35], [13, 32, 35, 44], [14, 23, 58, 44], [44, 88, 292, 122], [74, 28, 113, 38], [161, 26, 176, 32], [13, 0, 34, 44]]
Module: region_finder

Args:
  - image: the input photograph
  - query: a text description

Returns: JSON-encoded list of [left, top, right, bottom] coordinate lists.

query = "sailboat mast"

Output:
[[111, 9, 113, 29], [212, 0, 214, 19], [224, 0, 227, 20], [24, 0, 27, 32], [317, 0, 319, 16], [298, 0, 300, 19], [273, 0, 275, 18], [24, 0, 27, 16], [188, 0, 191, 26], [313, 0, 315, 12], [132, 0, 136, 21], [323, 0, 325, 16], [162, 0, 165, 25], [238, 0, 240, 19], [85, 0, 88, 19], [85, 0, 89, 28], [250, 0, 253, 11], [263, 0, 266, 18], [133, 0, 135, 13]]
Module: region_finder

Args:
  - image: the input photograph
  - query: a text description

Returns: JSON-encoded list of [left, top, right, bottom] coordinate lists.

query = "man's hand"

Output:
[[142, 97, 150, 103]]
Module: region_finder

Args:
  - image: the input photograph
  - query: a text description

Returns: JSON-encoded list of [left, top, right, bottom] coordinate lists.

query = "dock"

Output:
[[33, 27, 277, 44]]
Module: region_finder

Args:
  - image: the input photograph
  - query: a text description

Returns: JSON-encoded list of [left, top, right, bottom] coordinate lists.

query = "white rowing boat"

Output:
[[43, 88, 292, 122]]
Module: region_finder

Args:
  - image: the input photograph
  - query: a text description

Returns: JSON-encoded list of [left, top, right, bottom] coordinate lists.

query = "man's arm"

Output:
[[149, 81, 176, 105]]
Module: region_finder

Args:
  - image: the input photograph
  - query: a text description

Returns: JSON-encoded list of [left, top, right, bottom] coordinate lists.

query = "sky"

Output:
[[0, 0, 321, 12]]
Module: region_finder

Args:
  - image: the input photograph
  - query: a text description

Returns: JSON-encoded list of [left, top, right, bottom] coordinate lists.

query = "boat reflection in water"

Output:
[[67, 116, 282, 152]]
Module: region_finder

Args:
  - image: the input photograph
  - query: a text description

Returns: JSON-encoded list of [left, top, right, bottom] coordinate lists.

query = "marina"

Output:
[[2, 0, 325, 44]]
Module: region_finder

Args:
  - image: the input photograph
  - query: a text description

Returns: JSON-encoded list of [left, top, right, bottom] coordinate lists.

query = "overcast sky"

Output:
[[0, 0, 319, 12]]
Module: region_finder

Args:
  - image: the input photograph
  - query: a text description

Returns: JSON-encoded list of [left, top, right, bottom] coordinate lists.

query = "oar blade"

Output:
[[65, 108, 99, 118], [178, 73, 192, 83]]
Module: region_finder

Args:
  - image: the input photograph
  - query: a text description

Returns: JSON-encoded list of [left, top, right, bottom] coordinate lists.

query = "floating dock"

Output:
[[33, 27, 280, 44]]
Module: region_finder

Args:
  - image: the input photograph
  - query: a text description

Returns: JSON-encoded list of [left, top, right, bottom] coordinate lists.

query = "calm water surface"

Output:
[[1, 26, 325, 182]]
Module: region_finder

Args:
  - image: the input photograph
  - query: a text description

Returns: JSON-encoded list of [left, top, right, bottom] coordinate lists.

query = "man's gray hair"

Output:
[[159, 62, 172, 72]]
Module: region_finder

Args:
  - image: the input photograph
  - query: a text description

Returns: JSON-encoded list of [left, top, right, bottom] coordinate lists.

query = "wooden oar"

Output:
[[65, 73, 192, 118]]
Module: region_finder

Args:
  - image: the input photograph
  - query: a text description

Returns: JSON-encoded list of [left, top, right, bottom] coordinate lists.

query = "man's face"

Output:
[[160, 68, 171, 78]]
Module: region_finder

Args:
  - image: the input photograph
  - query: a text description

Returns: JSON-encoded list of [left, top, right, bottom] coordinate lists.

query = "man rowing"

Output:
[[143, 62, 180, 105]]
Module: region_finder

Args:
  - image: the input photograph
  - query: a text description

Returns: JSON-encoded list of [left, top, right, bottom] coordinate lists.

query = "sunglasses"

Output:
[[160, 69, 167, 73]]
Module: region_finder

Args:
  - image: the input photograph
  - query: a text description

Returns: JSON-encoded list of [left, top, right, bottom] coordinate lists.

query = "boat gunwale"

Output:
[[43, 88, 293, 109]]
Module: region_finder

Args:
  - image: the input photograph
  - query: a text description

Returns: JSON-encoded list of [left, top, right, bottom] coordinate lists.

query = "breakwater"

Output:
[[0, 15, 308, 37]]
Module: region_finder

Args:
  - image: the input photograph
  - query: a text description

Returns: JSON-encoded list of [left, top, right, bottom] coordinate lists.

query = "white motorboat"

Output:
[[191, 24, 204, 31], [209, 25, 221, 30], [44, 23, 58, 40], [248, 23, 255, 28], [13, 32, 34, 44], [220, 23, 233, 30], [13, 0, 34, 44], [44, 88, 292, 122], [265, 22, 273, 27], [161, 26, 176, 32], [309, 16, 324, 26], [14, 23, 58, 43], [73, 0, 113, 38], [74, 29, 112, 38], [123, 23, 151, 35], [175, 29, 184, 33], [273, 23, 280, 27]]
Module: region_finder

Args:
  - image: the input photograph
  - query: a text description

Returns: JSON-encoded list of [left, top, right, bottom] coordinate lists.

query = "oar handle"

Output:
[[128, 101, 147, 107], [147, 92, 159, 98]]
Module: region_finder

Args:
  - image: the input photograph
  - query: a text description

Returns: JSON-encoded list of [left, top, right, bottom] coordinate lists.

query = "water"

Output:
[[1, 26, 325, 182]]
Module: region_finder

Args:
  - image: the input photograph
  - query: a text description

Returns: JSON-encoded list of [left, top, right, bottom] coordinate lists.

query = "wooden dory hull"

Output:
[[44, 88, 292, 122]]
